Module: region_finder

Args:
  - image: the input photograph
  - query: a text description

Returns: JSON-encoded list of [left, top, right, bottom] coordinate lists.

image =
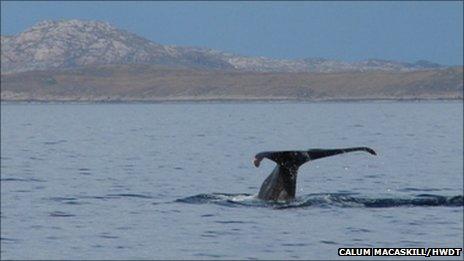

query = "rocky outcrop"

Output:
[[1, 19, 446, 74], [1, 20, 233, 73]]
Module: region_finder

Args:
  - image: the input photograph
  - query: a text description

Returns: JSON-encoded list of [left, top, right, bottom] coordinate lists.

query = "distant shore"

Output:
[[2, 65, 462, 104], [1, 96, 462, 104]]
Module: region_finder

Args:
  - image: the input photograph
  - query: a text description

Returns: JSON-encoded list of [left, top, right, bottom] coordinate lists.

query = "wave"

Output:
[[175, 193, 463, 209]]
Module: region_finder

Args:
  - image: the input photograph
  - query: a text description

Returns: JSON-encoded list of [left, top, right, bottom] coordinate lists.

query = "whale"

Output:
[[253, 147, 376, 201]]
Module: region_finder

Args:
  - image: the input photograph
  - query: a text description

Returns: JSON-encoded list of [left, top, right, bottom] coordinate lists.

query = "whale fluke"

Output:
[[254, 147, 376, 201]]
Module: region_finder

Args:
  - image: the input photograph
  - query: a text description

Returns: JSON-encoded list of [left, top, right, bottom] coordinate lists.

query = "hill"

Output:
[[1, 19, 445, 74], [2, 19, 461, 102]]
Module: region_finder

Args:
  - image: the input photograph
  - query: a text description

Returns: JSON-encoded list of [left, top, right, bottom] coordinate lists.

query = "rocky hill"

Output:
[[1, 19, 445, 74], [1, 20, 234, 74]]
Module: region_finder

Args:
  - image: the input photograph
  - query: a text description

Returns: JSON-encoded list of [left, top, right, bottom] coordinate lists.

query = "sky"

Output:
[[1, 1, 463, 65]]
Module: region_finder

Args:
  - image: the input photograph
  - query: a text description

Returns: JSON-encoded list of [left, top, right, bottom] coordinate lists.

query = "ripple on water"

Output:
[[214, 220, 247, 224], [281, 243, 309, 247], [105, 193, 153, 199], [1, 177, 45, 182], [193, 253, 225, 258], [319, 240, 338, 245], [99, 233, 119, 239], [347, 227, 371, 233], [397, 187, 443, 192], [47, 196, 86, 205], [49, 211, 75, 217], [0, 237, 20, 244], [29, 156, 45, 161], [80, 195, 113, 201], [43, 140, 67, 145], [116, 226, 132, 231], [77, 168, 92, 175], [48, 197, 78, 201]]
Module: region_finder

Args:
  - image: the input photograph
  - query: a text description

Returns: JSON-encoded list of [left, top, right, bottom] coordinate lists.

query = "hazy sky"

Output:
[[1, 1, 463, 65]]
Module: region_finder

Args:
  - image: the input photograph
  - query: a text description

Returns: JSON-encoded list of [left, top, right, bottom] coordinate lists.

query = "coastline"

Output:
[[3, 66, 462, 104], [1, 96, 462, 104]]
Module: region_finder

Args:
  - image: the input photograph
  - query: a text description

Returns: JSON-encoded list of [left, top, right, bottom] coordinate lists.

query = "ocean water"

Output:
[[1, 101, 463, 260]]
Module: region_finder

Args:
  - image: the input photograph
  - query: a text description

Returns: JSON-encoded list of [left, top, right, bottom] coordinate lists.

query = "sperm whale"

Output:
[[253, 147, 377, 201]]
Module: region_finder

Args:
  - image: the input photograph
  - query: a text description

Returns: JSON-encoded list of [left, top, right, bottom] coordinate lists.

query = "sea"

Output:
[[1, 101, 463, 260]]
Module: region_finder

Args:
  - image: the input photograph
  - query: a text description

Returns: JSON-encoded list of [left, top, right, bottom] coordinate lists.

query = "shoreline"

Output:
[[1, 96, 462, 104]]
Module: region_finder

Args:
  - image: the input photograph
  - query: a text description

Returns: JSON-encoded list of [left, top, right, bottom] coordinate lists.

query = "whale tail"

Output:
[[253, 147, 376, 169], [254, 147, 376, 201]]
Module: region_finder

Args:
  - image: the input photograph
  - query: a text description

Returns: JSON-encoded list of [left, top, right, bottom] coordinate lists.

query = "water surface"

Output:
[[1, 101, 463, 259]]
